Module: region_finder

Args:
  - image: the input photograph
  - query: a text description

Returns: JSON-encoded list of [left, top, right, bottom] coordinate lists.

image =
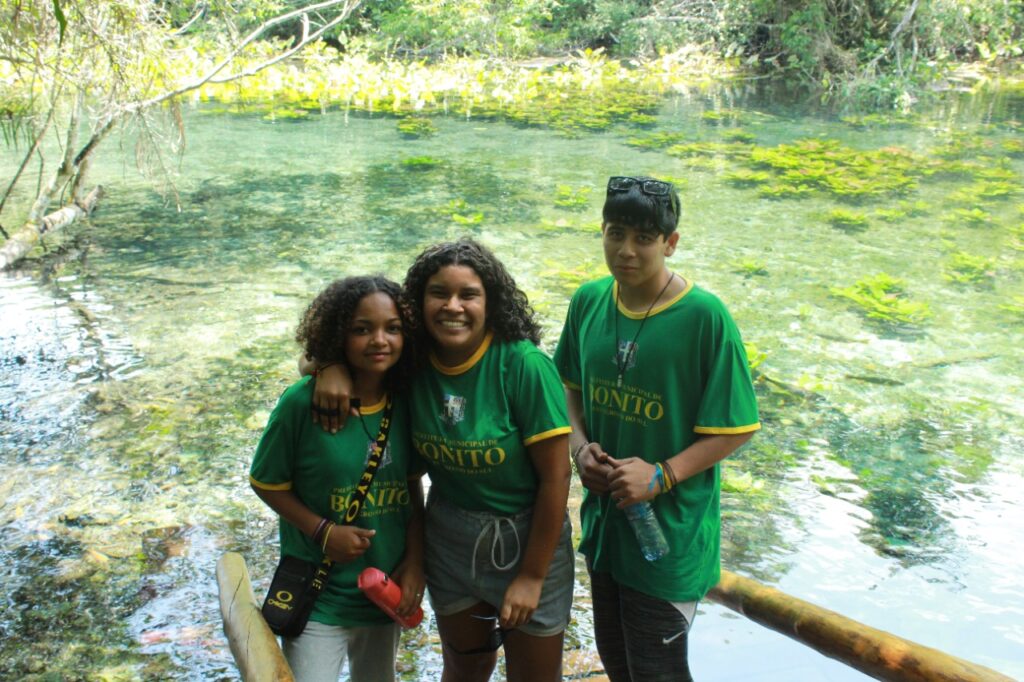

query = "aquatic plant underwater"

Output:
[[1, 57, 1023, 679]]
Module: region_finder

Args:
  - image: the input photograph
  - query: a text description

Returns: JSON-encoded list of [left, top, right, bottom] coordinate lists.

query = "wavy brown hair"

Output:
[[403, 238, 541, 349], [295, 275, 415, 391]]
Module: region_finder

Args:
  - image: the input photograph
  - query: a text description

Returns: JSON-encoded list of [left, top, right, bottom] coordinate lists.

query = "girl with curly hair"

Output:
[[251, 275, 426, 682], [311, 239, 574, 682]]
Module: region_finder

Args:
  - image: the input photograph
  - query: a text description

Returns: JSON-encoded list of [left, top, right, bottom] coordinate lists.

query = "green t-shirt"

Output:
[[250, 377, 419, 627], [554, 276, 760, 602], [409, 332, 571, 515]]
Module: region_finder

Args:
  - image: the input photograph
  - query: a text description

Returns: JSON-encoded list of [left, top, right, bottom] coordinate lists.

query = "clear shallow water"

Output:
[[1, 82, 1022, 679]]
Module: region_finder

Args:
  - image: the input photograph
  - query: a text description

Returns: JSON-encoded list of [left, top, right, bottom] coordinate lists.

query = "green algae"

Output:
[[261, 108, 312, 122], [553, 185, 592, 211], [949, 180, 1018, 203], [831, 273, 932, 326], [743, 341, 769, 371], [824, 208, 870, 231], [451, 211, 484, 225], [625, 131, 689, 151], [999, 295, 1024, 317], [732, 258, 769, 277], [746, 140, 920, 200], [721, 129, 757, 143], [667, 141, 753, 159], [723, 169, 772, 187], [943, 251, 995, 285], [840, 112, 920, 129], [625, 113, 658, 128], [401, 155, 444, 170], [758, 183, 815, 199], [871, 198, 932, 223], [397, 116, 438, 138], [946, 207, 994, 227]]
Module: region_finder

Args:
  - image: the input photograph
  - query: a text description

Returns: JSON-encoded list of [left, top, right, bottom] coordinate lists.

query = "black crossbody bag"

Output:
[[261, 396, 394, 637]]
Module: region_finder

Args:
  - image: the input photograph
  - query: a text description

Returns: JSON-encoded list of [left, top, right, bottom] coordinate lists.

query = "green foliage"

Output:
[[625, 131, 690, 151], [720, 0, 1024, 105], [401, 155, 443, 170], [732, 258, 769, 277], [743, 341, 768, 371], [451, 210, 484, 225], [702, 109, 742, 124], [553, 184, 591, 211], [746, 140, 920, 200], [949, 180, 1018, 203], [946, 207, 993, 227], [721, 129, 756, 143], [831, 273, 932, 326], [396, 116, 437, 138], [625, 113, 657, 128], [943, 251, 995, 285], [1002, 138, 1024, 156], [347, 0, 561, 58], [261, 108, 310, 122], [724, 169, 771, 187], [999, 295, 1024, 317], [824, 208, 869, 231], [186, 0, 1024, 107]]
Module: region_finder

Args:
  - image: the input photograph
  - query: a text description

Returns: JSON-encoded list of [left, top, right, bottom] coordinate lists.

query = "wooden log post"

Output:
[[216, 552, 295, 682], [707, 570, 1015, 682]]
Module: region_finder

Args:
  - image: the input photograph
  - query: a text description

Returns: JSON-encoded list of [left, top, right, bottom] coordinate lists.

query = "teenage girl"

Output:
[[251, 275, 425, 682]]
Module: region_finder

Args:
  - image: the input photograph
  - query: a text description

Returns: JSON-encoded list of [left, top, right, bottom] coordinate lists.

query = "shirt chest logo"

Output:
[[441, 394, 467, 425], [613, 339, 639, 372]]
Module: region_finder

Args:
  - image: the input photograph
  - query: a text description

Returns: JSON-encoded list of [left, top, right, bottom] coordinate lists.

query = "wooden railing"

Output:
[[707, 570, 1015, 682]]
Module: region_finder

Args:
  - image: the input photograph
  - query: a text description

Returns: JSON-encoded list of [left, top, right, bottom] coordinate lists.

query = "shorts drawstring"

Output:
[[470, 516, 521, 581]]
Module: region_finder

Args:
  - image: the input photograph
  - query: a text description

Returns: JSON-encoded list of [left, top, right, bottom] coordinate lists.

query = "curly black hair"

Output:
[[403, 238, 541, 349], [295, 275, 415, 391]]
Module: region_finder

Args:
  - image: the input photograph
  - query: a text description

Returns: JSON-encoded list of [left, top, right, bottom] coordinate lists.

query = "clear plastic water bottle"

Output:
[[623, 501, 669, 561]]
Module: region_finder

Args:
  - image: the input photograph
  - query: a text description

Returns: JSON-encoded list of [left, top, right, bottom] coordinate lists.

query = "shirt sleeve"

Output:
[[249, 379, 309, 489], [511, 345, 572, 446], [694, 305, 760, 434], [553, 291, 583, 390]]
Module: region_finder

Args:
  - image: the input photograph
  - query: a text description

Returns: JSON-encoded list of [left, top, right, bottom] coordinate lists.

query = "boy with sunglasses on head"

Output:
[[553, 175, 760, 681]]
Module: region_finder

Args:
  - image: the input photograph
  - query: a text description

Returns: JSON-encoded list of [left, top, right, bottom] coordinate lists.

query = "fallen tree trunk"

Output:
[[216, 552, 294, 682], [707, 569, 1014, 681], [0, 185, 104, 270]]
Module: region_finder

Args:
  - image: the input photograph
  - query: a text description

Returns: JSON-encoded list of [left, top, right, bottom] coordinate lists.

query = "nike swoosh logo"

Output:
[[662, 630, 686, 645]]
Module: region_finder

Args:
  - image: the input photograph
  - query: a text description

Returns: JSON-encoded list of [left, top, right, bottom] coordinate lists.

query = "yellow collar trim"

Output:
[[358, 394, 388, 415], [613, 275, 692, 320], [430, 330, 494, 375]]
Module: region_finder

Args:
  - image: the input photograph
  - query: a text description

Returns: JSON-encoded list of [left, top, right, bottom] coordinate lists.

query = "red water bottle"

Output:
[[357, 567, 424, 629]]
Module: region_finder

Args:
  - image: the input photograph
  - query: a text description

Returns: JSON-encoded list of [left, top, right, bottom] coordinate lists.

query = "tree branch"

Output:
[[126, 0, 360, 112], [864, 0, 920, 73]]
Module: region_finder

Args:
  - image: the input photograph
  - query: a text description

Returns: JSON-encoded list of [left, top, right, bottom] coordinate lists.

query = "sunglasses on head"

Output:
[[450, 615, 509, 655], [607, 176, 673, 196]]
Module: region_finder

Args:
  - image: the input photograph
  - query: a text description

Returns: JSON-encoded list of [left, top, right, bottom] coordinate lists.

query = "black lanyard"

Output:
[[316, 395, 394, 582]]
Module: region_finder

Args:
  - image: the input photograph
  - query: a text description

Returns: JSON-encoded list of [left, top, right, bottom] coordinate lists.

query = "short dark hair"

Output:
[[295, 275, 414, 391], [403, 238, 541, 347], [602, 175, 680, 236]]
